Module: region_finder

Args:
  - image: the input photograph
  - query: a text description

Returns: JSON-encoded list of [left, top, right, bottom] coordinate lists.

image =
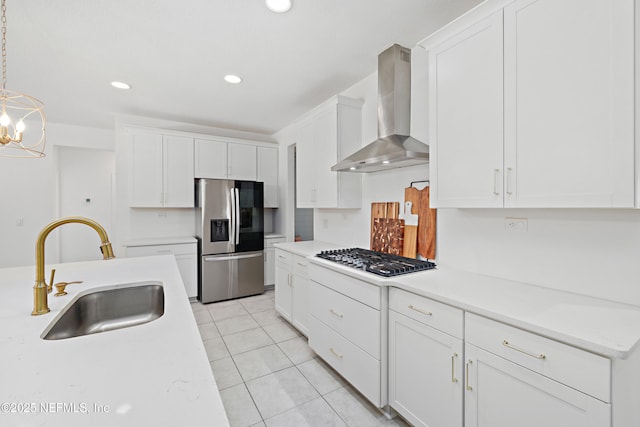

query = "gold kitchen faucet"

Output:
[[31, 217, 115, 315]]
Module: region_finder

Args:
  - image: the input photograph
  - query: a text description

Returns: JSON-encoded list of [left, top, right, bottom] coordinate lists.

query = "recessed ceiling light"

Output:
[[265, 0, 292, 13], [224, 75, 242, 84], [349, 167, 356, 170], [382, 160, 390, 164], [111, 81, 131, 90]]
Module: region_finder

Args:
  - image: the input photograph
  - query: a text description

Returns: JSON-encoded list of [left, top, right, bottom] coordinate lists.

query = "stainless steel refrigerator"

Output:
[[196, 179, 264, 303]]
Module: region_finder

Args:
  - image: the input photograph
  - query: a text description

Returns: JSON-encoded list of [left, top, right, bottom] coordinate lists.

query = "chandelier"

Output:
[[0, 0, 45, 158]]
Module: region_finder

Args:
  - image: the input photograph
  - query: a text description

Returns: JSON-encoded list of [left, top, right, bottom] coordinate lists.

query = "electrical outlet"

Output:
[[16, 217, 24, 226], [505, 217, 528, 232], [82, 197, 92, 206]]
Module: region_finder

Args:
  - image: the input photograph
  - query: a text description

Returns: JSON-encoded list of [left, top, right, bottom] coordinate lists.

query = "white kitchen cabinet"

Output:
[[126, 242, 198, 299], [388, 289, 464, 427], [264, 236, 285, 287], [428, 11, 504, 208], [295, 95, 362, 209], [464, 313, 611, 427], [308, 263, 387, 408], [129, 130, 194, 208], [257, 146, 279, 208], [274, 249, 309, 336], [195, 138, 257, 181], [425, 0, 635, 208]]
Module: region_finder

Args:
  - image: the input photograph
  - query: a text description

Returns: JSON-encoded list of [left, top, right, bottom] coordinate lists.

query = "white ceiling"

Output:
[[9, 0, 482, 135]]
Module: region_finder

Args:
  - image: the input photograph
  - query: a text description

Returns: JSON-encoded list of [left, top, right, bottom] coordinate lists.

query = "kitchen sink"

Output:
[[42, 281, 164, 340]]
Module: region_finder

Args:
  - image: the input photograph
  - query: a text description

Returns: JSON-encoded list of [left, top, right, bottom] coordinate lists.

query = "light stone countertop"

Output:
[[123, 236, 197, 247], [0, 255, 228, 427], [272, 240, 640, 358]]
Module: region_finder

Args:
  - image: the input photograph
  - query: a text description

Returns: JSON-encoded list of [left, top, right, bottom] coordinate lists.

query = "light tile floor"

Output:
[[191, 290, 411, 427]]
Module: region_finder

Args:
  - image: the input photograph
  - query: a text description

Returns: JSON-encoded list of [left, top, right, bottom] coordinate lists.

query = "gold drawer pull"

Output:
[[451, 352, 458, 383], [329, 347, 343, 359], [502, 340, 546, 360], [465, 360, 473, 391], [408, 304, 432, 316], [329, 309, 344, 318]]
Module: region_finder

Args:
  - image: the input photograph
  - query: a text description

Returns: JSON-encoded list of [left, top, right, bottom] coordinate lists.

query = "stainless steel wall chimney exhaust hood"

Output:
[[332, 44, 429, 173]]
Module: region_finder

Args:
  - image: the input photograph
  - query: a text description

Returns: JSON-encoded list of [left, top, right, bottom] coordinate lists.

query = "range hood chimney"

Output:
[[332, 44, 429, 173]]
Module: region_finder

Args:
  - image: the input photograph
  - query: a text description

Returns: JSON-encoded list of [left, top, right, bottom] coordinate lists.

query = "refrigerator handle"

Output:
[[203, 252, 263, 262], [235, 188, 240, 245], [229, 188, 235, 246]]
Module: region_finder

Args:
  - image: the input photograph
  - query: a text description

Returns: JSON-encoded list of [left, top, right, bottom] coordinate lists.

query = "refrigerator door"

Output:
[[200, 251, 265, 303], [198, 179, 236, 255], [235, 180, 264, 252]]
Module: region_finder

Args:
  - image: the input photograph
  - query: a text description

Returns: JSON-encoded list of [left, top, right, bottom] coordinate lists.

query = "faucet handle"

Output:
[[47, 269, 56, 294], [53, 281, 83, 297]]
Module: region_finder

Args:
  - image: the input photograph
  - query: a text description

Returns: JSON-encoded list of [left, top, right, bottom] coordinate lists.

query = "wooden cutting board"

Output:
[[404, 186, 436, 259], [370, 202, 399, 250], [371, 218, 404, 255]]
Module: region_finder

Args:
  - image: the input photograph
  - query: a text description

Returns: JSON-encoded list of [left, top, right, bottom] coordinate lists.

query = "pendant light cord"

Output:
[[1, 0, 7, 92]]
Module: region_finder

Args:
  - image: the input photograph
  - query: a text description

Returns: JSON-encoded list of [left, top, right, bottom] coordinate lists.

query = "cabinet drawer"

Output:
[[309, 316, 381, 407], [275, 249, 292, 267], [310, 281, 380, 359], [390, 288, 463, 339], [126, 243, 196, 257], [293, 255, 308, 277], [309, 263, 381, 310], [265, 237, 286, 248], [465, 313, 611, 402]]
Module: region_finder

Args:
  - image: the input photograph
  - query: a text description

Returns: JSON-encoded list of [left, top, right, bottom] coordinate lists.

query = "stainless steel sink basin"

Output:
[[42, 281, 164, 340]]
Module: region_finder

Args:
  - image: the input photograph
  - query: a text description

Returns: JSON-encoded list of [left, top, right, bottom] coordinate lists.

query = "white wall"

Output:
[[0, 123, 114, 268], [274, 46, 640, 307]]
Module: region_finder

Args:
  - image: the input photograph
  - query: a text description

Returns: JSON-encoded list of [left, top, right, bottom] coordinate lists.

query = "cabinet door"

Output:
[[389, 311, 463, 427], [163, 135, 194, 207], [130, 132, 164, 207], [465, 344, 611, 427], [274, 263, 292, 321], [429, 11, 504, 208], [296, 119, 316, 207], [503, 0, 634, 207], [291, 274, 309, 336], [228, 143, 257, 181], [313, 108, 339, 208], [257, 146, 279, 208], [195, 139, 228, 179]]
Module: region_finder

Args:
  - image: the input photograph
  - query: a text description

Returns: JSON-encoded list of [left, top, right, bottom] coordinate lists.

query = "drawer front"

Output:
[[309, 316, 381, 407], [390, 288, 464, 339], [465, 313, 611, 402], [126, 243, 196, 257], [265, 237, 286, 248], [310, 281, 381, 359], [309, 263, 381, 310], [275, 249, 293, 268], [293, 255, 308, 277]]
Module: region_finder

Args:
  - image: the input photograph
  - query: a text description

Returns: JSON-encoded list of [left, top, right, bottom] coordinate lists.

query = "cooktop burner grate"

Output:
[[316, 248, 436, 277]]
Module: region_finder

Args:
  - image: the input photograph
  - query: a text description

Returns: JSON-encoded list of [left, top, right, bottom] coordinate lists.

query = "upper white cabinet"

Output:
[[428, 11, 505, 208], [425, 0, 635, 208], [129, 130, 194, 208], [257, 146, 279, 208], [296, 95, 363, 209], [195, 138, 257, 181]]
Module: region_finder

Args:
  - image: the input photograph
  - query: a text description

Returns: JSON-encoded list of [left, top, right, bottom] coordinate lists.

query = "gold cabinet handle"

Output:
[[408, 304, 432, 316], [329, 347, 343, 359], [465, 360, 473, 391], [502, 340, 546, 360], [329, 309, 344, 318], [506, 167, 513, 195], [451, 352, 458, 383]]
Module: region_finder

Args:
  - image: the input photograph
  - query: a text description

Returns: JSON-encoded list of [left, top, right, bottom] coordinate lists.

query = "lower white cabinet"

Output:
[[389, 289, 464, 427], [308, 264, 387, 408], [125, 242, 198, 299], [464, 313, 611, 427], [274, 249, 310, 336], [264, 236, 285, 287]]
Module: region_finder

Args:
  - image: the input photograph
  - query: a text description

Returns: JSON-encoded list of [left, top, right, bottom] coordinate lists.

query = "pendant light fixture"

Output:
[[0, 0, 45, 158]]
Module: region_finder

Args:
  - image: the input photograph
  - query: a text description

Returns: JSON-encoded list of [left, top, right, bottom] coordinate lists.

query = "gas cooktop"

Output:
[[316, 248, 436, 277]]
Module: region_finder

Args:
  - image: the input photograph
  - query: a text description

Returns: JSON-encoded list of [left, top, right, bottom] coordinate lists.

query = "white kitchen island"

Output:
[[0, 255, 228, 427]]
